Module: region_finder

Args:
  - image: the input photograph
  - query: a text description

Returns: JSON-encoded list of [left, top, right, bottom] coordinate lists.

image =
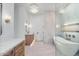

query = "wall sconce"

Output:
[[24, 22, 32, 34], [5, 16, 11, 23], [56, 24, 60, 28]]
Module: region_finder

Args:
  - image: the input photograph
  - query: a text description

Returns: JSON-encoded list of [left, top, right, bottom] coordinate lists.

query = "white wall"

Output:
[[55, 12, 62, 32], [60, 4, 79, 24], [29, 12, 55, 43], [56, 4, 79, 27], [14, 4, 28, 38], [14, 4, 55, 44], [56, 4, 79, 38], [2, 3, 14, 39]]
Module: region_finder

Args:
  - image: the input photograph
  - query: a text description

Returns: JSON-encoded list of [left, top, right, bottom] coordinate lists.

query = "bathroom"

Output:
[[0, 3, 56, 56], [0, 3, 79, 56]]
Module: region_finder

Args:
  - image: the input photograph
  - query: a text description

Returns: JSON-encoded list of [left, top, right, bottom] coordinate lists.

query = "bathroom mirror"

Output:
[[0, 4, 2, 35]]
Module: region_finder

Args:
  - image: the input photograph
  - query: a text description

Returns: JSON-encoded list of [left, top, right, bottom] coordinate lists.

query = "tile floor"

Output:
[[25, 42, 55, 56]]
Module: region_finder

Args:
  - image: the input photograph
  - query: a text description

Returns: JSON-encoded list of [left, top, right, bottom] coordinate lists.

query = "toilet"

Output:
[[54, 36, 79, 56]]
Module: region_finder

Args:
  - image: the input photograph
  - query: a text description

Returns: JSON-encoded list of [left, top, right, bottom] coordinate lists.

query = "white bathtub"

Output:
[[54, 36, 79, 56]]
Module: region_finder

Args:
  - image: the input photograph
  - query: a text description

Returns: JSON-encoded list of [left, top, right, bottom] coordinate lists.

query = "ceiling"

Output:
[[55, 3, 70, 11], [15, 3, 70, 13], [26, 3, 69, 11], [25, 3, 55, 12]]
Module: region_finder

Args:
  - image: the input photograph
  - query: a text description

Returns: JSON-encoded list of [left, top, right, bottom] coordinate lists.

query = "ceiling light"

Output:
[[30, 8, 39, 14], [30, 4, 39, 14]]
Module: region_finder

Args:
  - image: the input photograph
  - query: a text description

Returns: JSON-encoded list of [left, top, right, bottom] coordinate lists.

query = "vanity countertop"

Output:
[[0, 38, 25, 56]]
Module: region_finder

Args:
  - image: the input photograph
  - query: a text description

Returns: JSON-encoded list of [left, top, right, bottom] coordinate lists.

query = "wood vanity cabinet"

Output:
[[14, 41, 25, 56], [25, 34, 34, 45], [4, 41, 25, 56]]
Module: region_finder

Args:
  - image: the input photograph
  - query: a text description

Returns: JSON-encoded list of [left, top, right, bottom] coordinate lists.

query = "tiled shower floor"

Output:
[[25, 42, 55, 56]]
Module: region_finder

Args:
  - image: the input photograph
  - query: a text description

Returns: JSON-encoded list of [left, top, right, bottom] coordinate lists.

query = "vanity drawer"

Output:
[[15, 49, 24, 56], [15, 45, 24, 53], [14, 41, 25, 56]]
